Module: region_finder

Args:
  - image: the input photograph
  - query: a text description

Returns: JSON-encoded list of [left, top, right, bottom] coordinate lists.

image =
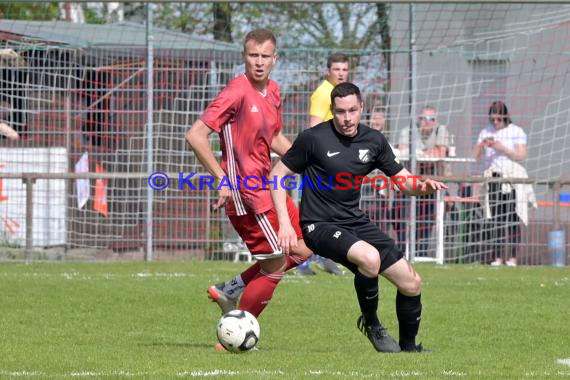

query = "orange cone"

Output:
[[94, 164, 108, 216]]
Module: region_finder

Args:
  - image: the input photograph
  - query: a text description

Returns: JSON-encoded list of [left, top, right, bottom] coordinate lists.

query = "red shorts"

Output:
[[228, 196, 302, 260]]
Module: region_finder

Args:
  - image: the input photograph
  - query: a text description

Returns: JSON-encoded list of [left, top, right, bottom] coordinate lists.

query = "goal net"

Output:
[[0, 3, 568, 264]]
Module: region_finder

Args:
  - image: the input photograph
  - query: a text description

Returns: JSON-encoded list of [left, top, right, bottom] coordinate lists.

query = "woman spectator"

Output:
[[473, 101, 529, 266]]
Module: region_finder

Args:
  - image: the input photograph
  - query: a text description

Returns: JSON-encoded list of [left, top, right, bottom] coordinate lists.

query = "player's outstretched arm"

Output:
[[395, 167, 448, 196], [269, 161, 298, 254], [185, 120, 230, 210]]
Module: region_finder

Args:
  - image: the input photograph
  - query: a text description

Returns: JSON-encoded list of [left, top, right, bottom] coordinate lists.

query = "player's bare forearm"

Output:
[[269, 161, 298, 253], [186, 120, 226, 181], [271, 132, 292, 157], [269, 161, 294, 226], [186, 120, 231, 209]]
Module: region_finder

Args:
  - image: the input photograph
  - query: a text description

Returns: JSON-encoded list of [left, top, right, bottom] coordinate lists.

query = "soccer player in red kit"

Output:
[[186, 29, 311, 321]]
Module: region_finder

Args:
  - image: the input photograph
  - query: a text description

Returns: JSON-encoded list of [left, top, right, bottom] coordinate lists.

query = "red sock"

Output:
[[239, 255, 308, 287], [285, 254, 309, 271], [239, 262, 261, 285], [238, 270, 284, 317]]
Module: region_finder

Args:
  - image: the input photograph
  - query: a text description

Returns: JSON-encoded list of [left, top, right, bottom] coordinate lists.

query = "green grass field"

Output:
[[0, 261, 569, 379]]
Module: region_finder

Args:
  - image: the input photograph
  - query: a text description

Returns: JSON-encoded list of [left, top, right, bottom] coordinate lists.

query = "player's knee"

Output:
[[291, 240, 312, 258], [412, 274, 422, 295], [260, 255, 287, 273], [401, 273, 422, 296], [360, 250, 380, 276]]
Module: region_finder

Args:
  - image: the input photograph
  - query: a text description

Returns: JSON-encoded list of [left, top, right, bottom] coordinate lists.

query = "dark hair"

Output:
[[327, 53, 349, 69], [488, 101, 512, 124], [243, 29, 277, 50], [331, 82, 362, 106]]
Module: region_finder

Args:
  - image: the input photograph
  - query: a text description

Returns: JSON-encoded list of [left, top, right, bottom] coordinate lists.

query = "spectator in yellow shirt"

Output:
[[309, 53, 349, 127]]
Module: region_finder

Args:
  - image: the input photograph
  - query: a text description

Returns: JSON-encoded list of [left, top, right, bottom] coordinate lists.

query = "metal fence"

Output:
[[0, 3, 569, 264], [1, 171, 569, 266]]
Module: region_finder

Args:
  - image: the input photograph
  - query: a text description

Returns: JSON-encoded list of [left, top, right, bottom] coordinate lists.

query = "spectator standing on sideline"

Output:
[[394, 106, 449, 256], [186, 29, 311, 334], [473, 100, 531, 266], [308, 53, 350, 128], [270, 83, 447, 352]]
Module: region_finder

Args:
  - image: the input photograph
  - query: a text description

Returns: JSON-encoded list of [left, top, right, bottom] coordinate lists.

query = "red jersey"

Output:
[[200, 74, 283, 216]]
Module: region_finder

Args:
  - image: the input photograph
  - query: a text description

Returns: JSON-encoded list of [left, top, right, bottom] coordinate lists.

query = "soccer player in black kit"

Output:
[[270, 82, 447, 353]]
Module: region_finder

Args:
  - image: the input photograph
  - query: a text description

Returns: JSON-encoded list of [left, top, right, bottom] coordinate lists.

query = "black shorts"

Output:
[[302, 219, 403, 275]]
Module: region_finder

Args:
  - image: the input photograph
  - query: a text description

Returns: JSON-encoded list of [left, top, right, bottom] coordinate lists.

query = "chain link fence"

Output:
[[0, 3, 569, 264]]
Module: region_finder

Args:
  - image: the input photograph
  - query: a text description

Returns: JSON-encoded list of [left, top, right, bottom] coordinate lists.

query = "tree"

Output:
[[234, 3, 385, 50], [376, 3, 392, 73], [153, 3, 211, 34], [152, 3, 233, 42], [122, 2, 146, 24], [213, 3, 233, 43], [376, 3, 392, 109], [133, 3, 388, 51], [0, 3, 60, 20]]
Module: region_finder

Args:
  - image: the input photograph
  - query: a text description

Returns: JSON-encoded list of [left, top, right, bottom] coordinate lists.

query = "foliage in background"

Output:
[[0, 2, 390, 50], [0, 2, 60, 20], [233, 3, 386, 49]]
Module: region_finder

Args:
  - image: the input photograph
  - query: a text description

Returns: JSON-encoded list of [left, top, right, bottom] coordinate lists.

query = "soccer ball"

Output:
[[216, 310, 260, 353]]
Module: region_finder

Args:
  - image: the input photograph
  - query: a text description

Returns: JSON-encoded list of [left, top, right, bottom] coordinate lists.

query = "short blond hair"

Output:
[[243, 29, 277, 51]]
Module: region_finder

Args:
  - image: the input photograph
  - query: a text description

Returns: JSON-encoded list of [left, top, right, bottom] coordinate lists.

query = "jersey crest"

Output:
[[359, 149, 370, 163]]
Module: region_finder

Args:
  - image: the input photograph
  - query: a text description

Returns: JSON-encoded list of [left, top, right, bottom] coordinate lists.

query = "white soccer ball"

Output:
[[216, 309, 260, 353]]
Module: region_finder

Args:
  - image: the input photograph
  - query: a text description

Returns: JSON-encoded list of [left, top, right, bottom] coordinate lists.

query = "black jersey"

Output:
[[282, 120, 404, 225]]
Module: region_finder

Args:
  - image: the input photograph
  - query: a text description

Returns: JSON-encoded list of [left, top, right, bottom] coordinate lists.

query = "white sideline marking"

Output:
[[183, 369, 376, 378], [0, 371, 45, 377], [0, 272, 194, 279], [180, 369, 474, 378], [558, 358, 570, 367], [134, 272, 189, 278], [178, 369, 286, 377], [0, 369, 479, 378], [70, 372, 100, 377], [180, 369, 464, 378], [0, 370, 152, 377], [307, 370, 375, 378], [441, 369, 467, 376]]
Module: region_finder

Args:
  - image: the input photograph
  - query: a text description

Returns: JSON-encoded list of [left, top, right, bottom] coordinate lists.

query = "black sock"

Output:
[[354, 270, 379, 327], [396, 291, 422, 348]]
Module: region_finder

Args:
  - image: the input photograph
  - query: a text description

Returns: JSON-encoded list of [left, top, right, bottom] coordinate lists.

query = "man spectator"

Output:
[[394, 106, 449, 256], [309, 53, 350, 127]]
